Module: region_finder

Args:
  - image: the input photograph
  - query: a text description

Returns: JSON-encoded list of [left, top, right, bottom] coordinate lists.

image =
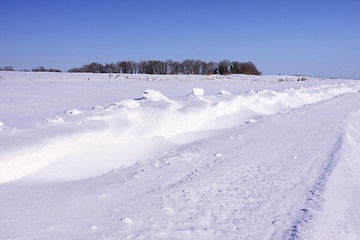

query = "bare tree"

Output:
[[182, 59, 195, 74], [218, 60, 231, 75], [230, 61, 241, 74], [193, 60, 205, 75]]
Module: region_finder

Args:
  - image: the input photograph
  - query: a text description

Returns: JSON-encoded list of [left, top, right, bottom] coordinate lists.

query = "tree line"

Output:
[[0, 59, 261, 75], [69, 59, 261, 75], [0, 66, 61, 72], [0, 66, 15, 71]]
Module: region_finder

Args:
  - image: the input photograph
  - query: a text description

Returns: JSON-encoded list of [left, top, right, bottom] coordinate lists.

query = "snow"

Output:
[[307, 109, 360, 239], [0, 71, 359, 239], [191, 88, 205, 96]]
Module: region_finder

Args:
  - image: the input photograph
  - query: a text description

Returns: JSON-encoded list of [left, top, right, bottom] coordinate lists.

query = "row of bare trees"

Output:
[[69, 59, 261, 75], [1, 60, 261, 75]]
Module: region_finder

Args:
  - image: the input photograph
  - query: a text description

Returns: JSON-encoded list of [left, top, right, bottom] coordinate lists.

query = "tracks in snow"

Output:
[[288, 136, 344, 240], [1, 86, 359, 239], [105, 93, 360, 239]]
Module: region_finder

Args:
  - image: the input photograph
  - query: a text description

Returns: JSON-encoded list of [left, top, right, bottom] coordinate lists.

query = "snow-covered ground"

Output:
[[0, 72, 359, 239]]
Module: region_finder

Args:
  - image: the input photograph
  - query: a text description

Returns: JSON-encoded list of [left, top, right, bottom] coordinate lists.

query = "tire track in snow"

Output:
[[287, 135, 344, 240], [109, 94, 360, 239]]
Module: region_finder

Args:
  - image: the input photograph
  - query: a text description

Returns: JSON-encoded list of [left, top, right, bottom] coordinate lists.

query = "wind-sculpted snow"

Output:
[[0, 82, 359, 183], [1, 73, 360, 240]]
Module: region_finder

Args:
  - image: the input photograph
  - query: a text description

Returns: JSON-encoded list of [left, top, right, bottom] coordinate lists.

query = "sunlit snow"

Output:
[[0, 72, 359, 239]]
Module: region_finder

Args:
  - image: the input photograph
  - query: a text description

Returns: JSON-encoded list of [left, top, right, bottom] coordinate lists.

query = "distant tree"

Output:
[[172, 61, 181, 74], [230, 61, 241, 74], [117, 61, 137, 74], [206, 61, 218, 75], [193, 60, 205, 75], [47, 68, 62, 72], [182, 59, 195, 74], [32, 66, 46, 72], [103, 63, 116, 73], [32, 66, 61, 72], [200, 62, 209, 75], [138, 61, 147, 74], [145, 60, 164, 75], [68, 67, 84, 73], [115, 61, 122, 73], [82, 62, 103, 73], [145, 60, 154, 74], [239, 62, 261, 75], [110, 63, 117, 73], [119, 61, 127, 74], [218, 59, 231, 75], [165, 60, 174, 74], [129, 61, 137, 74], [0, 66, 15, 71]]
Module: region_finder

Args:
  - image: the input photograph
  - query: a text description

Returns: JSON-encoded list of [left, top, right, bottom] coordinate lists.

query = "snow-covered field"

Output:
[[0, 71, 359, 239]]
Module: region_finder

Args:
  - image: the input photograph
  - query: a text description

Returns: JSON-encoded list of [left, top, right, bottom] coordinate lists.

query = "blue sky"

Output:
[[1, 0, 359, 78]]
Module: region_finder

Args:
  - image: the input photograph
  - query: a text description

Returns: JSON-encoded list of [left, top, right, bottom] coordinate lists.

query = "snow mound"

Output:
[[1, 82, 360, 183], [220, 90, 231, 96], [46, 116, 64, 123], [65, 109, 82, 115], [115, 99, 140, 108], [143, 89, 171, 102], [192, 88, 205, 96]]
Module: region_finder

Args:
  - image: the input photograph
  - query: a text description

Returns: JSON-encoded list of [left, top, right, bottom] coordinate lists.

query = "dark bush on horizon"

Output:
[[0, 66, 15, 71], [32, 66, 62, 72], [68, 59, 261, 75]]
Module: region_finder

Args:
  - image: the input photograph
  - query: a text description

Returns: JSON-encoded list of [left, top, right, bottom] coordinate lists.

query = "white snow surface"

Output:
[[0, 72, 359, 239]]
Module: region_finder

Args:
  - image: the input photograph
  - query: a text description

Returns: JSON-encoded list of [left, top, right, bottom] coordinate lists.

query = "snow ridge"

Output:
[[0, 83, 360, 183]]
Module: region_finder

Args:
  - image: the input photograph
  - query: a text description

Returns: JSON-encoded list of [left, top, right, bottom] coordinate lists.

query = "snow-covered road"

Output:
[[0, 72, 359, 239]]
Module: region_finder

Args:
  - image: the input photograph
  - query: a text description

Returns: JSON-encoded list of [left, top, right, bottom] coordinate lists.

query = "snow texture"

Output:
[[0, 72, 359, 239]]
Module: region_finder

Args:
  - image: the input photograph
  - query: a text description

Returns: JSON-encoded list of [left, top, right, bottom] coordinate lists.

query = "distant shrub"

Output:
[[0, 66, 15, 71], [239, 62, 262, 75], [32, 66, 46, 72], [32, 66, 61, 72], [297, 77, 307, 81]]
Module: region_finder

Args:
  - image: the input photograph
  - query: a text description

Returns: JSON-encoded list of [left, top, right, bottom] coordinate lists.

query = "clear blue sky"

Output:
[[1, 0, 359, 78]]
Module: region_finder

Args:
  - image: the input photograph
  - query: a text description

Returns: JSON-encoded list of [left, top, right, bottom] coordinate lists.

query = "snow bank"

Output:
[[1, 82, 360, 183]]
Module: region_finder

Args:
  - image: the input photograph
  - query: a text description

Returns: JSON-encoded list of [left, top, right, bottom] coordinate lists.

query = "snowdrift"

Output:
[[1, 82, 359, 183]]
